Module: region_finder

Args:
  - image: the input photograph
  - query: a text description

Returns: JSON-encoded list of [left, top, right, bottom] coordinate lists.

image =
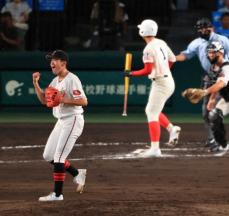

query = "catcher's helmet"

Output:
[[195, 17, 212, 29], [206, 41, 224, 54], [137, 19, 158, 37]]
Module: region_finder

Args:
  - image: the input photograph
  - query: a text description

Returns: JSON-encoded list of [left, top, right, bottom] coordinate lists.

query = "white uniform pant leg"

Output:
[[216, 98, 229, 116], [145, 75, 175, 122], [54, 115, 84, 163], [43, 120, 62, 162]]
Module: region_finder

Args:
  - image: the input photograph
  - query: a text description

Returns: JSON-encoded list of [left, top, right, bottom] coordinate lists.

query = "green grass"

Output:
[[1, 111, 229, 123], [0, 111, 221, 123], [85, 113, 203, 123]]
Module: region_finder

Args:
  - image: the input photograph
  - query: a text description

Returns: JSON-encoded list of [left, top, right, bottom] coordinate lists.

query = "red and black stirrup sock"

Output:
[[64, 160, 79, 177], [53, 163, 66, 197], [50, 160, 79, 177]]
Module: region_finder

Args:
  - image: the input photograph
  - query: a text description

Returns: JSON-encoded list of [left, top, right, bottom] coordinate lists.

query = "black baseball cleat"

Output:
[[208, 143, 228, 153], [208, 142, 220, 153], [205, 138, 216, 148]]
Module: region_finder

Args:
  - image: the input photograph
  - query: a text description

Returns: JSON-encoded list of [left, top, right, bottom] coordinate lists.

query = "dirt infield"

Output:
[[1, 123, 229, 216]]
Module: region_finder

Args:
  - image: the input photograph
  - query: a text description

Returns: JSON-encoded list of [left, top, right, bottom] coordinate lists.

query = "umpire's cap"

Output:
[[195, 17, 212, 29], [46, 50, 69, 63]]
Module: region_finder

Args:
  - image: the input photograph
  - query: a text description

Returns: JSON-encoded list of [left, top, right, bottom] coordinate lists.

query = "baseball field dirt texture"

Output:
[[1, 113, 229, 216]]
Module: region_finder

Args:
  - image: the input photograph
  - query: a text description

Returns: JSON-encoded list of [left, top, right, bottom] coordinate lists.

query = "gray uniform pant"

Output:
[[202, 80, 220, 141]]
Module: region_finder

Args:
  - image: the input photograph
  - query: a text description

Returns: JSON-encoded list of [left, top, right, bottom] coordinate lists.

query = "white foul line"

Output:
[[0, 142, 228, 164], [1, 142, 202, 151], [1, 142, 131, 150], [0, 150, 227, 164]]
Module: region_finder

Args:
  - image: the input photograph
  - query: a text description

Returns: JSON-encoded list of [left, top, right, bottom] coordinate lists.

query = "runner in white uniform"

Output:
[[32, 50, 88, 201], [125, 19, 181, 157]]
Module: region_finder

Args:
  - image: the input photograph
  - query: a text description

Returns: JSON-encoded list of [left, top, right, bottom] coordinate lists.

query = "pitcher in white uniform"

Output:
[[124, 19, 181, 157], [32, 50, 88, 201]]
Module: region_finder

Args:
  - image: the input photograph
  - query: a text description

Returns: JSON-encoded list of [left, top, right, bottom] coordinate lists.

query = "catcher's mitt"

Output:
[[182, 88, 208, 104], [45, 86, 64, 108]]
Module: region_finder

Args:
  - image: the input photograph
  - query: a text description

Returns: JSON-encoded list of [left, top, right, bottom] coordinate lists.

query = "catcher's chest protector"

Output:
[[220, 83, 229, 102], [208, 62, 229, 82], [215, 62, 229, 101]]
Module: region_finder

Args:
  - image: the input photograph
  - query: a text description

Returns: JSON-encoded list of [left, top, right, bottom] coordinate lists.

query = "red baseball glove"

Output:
[[45, 86, 64, 108]]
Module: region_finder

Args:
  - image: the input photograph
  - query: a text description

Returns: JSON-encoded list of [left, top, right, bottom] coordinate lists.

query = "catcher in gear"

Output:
[[32, 50, 88, 201], [176, 17, 229, 147], [183, 41, 229, 152]]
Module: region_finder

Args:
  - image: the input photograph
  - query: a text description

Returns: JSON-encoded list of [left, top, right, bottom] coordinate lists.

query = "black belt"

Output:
[[152, 75, 168, 81]]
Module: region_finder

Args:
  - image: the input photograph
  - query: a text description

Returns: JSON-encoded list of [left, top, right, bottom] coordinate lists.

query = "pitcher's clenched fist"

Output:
[[32, 72, 41, 83]]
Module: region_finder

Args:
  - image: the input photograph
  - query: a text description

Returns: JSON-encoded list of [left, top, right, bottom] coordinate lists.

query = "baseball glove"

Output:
[[45, 86, 64, 108], [182, 88, 208, 104]]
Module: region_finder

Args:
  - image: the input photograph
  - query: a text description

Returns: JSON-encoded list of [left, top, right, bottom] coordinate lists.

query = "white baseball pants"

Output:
[[145, 74, 175, 122], [43, 114, 84, 163]]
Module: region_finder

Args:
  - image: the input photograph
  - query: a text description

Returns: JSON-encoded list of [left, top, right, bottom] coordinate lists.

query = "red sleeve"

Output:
[[168, 61, 174, 69], [131, 63, 153, 76]]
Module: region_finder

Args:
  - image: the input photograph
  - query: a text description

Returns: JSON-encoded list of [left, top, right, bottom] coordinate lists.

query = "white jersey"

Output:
[[216, 64, 229, 86], [142, 38, 176, 79], [49, 72, 86, 119]]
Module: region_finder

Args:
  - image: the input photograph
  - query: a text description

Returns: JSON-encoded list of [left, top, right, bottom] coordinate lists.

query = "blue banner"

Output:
[[39, 0, 64, 11]]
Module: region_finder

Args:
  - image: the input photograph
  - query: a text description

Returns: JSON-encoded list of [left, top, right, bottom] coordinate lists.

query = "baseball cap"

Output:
[[45, 50, 69, 62]]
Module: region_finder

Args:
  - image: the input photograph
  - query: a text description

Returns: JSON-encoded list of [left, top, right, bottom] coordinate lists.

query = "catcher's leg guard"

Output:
[[202, 95, 214, 141], [209, 108, 227, 148]]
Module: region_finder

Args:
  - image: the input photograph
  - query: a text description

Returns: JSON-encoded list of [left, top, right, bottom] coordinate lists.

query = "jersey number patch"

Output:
[[160, 48, 166, 60]]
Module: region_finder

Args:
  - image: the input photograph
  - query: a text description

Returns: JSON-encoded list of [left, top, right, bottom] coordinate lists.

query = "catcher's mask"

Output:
[[207, 41, 224, 54], [206, 41, 224, 63], [46, 50, 69, 63], [195, 17, 213, 40]]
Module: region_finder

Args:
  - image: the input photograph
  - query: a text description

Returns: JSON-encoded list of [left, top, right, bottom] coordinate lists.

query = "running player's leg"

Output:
[[43, 120, 62, 162], [159, 112, 181, 146], [54, 115, 84, 163], [39, 120, 63, 201], [146, 85, 167, 152], [54, 115, 85, 194], [159, 113, 176, 131], [45, 118, 82, 176], [159, 112, 171, 128], [144, 77, 175, 156]]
